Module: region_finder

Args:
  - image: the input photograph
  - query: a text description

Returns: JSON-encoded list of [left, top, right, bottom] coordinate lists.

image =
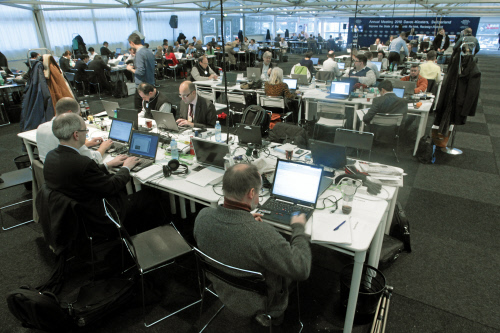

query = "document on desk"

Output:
[[186, 167, 224, 187], [135, 164, 163, 183], [311, 214, 352, 245]]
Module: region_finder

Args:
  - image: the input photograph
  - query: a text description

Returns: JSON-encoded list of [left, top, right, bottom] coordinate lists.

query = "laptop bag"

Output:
[[241, 105, 270, 136]]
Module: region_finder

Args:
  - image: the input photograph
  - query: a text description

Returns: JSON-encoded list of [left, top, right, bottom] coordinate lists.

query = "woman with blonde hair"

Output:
[[265, 67, 296, 99]]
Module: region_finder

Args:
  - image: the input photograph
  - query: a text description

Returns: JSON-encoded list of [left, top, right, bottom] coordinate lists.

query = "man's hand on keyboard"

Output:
[[123, 156, 140, 169], [99, 139, 113, 151], [85, 137, 103, 147], [107, 155, 128, 168], [252, 213, 263, 222], [290, 213, 306, 226]]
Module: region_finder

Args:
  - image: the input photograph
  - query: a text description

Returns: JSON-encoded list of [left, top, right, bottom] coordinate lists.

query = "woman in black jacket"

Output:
[[432, 28, 450, 54], [59, 50, 73, 73]]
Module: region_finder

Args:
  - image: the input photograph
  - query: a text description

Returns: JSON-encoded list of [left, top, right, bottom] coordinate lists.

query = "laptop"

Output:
[[311, 58, 319, 65], [291, 74, 309, 85], [116, 48, 121, 55], [192, 138, 230, 170], [337, 62, 345, 70], [126, 131, 160, 172], [283, 78, 298, 92], [393, 87, 405, 99], [233, 47, 240, 52], [327, 81, 350, 100], [102, 100, 120, 118], [217, 72, 238, 87], [108, 118, 133, 151], [247, 68, 261, 80], [371, 61, 382, 71], [309, 140, 347, 170], [116, 108, 139, 129], [258, 159, 323, 225], [236, 123, 262, 146], [151, 110, 187, 132], [390, 80, 416, 96]]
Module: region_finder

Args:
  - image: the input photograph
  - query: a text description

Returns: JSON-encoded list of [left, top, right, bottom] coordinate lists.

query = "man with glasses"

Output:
[[176, 81, 217, 128], [344, 54, 376, 87], [255, 51, 275, 79], [189, 55, 218, 81], [400, 64, 428, 94], [36, 97, 112, 163]]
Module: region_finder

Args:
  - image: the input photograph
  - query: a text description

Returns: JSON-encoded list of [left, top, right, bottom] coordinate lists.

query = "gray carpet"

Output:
[[1, 51, 499, 333]]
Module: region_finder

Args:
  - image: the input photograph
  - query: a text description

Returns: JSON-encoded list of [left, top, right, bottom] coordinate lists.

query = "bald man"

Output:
[[177, 81, 217, 128]]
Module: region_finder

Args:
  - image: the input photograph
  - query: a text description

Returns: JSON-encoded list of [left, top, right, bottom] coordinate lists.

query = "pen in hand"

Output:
[[334, 220, 346, 231]]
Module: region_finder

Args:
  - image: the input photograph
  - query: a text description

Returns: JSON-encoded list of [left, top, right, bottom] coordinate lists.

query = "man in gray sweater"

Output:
[[194, 164, 311, 326]]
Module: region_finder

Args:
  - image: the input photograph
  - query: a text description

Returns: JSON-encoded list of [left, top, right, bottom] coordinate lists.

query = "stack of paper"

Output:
[[311, 214, 352, 245], [134, 164, 163, 183], [186, 167, 224, 187]]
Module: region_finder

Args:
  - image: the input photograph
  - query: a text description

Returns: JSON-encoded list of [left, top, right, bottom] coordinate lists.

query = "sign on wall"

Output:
[[347, 17, 480, 47]]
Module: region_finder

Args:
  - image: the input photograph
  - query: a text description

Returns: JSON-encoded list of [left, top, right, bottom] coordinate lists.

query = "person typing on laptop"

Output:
[[37, 98, 112, 163], [177, 81, 217, 128], [343, 54, 376, 87], [137, 82, 173, 119], [362, 80, 408, 124], [194, 164, 311, 327], [400, 64, 428, 94], [189, 55, 218, 81]]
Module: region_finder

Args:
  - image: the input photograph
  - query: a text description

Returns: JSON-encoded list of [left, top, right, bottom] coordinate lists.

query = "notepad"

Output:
[[134, 164, 163, 183], [186, 167, 224, 187], [311, 214, 352, 245]]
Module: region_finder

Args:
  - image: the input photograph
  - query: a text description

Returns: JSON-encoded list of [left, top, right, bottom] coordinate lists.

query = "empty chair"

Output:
[[367, 113, 405, 162], [0, 167, 33, 231], [313, 102, 346, 141], [334, 128, 374, 161], [196, 85, 215, 103], [315, 71, 336, 82], [193, 247, 303, 333]]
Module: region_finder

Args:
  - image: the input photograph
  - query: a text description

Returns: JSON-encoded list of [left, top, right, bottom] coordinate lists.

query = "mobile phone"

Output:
[[295, 149, 304, 155]]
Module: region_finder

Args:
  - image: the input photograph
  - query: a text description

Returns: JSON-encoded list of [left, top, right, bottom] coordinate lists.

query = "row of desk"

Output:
[[17, 115, 401, 333]]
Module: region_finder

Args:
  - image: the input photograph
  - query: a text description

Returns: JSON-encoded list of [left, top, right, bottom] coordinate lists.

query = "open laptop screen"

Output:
[[192, 138, 229, 169], [371, 61, 382, 71], [311, 58, 319, 65], [338, 62, 345, 70], [393, 87, 405, 98], [109, 119, 133, 143], [128, 132, 159, 159], [116, 48, 121, 55], [330, 82, 350, 95], [283, 78, 297, 90], [271, 160, 323, 205]]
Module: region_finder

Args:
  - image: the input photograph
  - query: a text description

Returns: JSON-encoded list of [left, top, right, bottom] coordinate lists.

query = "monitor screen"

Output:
[[271, 160, 323, 205], [338, 62, 345, 70], [128, 132, 158, 159], [311, 58, 319, 65], [109, 119, 133, 143], [371, 61, 382, 71], [115, 48, 121, 54], [192, 138, 229, 169], [393, 87, 405, 98], [330, 82, 350, 95], [283, 78, 297, 90], [449, 35, 456, 43], [233, 47, 240, 52], [429, 36, 435, 41]]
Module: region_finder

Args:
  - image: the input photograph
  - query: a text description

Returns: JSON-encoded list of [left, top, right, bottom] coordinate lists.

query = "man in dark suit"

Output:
[[100, 41, 114, 59], [363, 80, 408, 124], [176, 81, 216, 128], [44, 113, 139, 230], [88, 55, 112, 94], [59, 50, 73, 73], [74, 55, 89, 86]]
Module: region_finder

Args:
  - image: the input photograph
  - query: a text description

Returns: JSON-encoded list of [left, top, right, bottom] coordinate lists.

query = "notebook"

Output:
[[283, 78, 298, 92], [108, 119, 133, 151], [151, 111, 186, 132], [247, 68, 261, 80], [389, 79, 416, 96], [327, 81, 350, 100], [217, 72, 238, 87], [102, 100, 120, 118], [116, 108, 138, 130], [191, 138, 230, 170], [233, 47, 240, 52], [236, 123, 262, 146], [126, 131, 159, 172], [258, 159, 323, 225], [309, 140, 347, 170], [393, 87, 405, 98]]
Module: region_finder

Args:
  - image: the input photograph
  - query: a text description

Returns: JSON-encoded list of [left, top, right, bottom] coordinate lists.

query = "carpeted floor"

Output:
[[0, 50, 499, 333]]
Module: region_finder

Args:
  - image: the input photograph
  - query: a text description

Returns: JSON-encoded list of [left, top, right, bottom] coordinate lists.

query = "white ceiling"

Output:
[[1, 0, 500, 17]]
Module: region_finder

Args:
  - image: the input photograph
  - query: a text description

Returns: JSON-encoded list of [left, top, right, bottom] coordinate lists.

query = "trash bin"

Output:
[[14, 154, 37, 190], [340, 263, 386, 322]]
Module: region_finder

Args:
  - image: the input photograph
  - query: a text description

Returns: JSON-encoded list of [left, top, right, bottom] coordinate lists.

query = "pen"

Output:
[[334, 220, 346, 231]]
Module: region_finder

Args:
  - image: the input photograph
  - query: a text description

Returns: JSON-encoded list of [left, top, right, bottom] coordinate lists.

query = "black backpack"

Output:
[[6, 285, 75, 332], [241, 105, 270, 136], [113, 79, 128, 98], [416, 135, 436, 164]]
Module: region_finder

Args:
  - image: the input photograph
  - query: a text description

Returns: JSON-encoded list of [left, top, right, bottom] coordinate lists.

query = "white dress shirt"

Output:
[[321, 58, 341, 77], [36, 120, 103, 164]]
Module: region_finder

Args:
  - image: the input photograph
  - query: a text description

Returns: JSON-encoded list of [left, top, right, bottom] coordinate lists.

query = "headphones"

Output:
[[163, 159, 189, 177]]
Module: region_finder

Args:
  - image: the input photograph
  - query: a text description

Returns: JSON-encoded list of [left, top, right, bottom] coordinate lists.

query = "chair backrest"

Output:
[[293, 65, 308, 76], [315, 71, 335, 82], [334, 128, 374, 151], [260, 96, 285, 109], [196, 85, 215, 102], [165, 59, 175, 67], [65, 72, 75, 82], [426, 79, 436, 93], [227, 91, 246, 105], [317, 101, 345, 119], [193, 247, 267, 296], [371, 113, 404, 127]]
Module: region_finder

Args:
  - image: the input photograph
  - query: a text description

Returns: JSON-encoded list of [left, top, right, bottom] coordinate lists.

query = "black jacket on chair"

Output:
[[43, 145, 130, 233]]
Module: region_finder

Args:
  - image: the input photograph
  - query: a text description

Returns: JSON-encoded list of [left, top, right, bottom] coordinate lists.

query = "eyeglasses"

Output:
[[179, 90, 194, 98], [76, 129, 89, 133]]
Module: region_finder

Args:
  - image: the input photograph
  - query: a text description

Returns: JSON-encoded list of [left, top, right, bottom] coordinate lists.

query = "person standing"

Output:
[[387, 32, 409, 69], [432, 28, 450, 54], [454, 27, 480, 55], [126, 33, 155, 110]]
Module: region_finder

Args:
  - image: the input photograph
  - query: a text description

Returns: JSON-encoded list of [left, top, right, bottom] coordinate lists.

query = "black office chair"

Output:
[[366, 113, 405, 162], [0, 168, 33, 231], [84, 69, 102, 99], [334, 128, 374, 161], [165, 59, 178, 81], [193, 247, 303, 333], [103, 199, 201, 327]]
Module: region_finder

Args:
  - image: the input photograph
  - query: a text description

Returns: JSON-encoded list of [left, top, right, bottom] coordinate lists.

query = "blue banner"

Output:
[[347, 17, 480, 48]]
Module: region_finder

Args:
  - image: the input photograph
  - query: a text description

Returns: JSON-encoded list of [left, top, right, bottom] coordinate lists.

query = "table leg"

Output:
[[190, 200, 196, 213], [179, 196, 187, 219], [413, 111, 429, 156], [352, 104, 359, 130], [368, 216, 385, 269], [169, 193, 176, 215], [344, 251, 367, 333], [384, 187, 398, 235], [22, 139, 36, 164]]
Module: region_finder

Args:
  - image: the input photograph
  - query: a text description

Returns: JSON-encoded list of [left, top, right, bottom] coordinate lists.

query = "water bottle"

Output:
[[79, 101, 85, 117], [311, 75, 316, 88], [170, 138, 179, 160], [215, 121, 222, 143]]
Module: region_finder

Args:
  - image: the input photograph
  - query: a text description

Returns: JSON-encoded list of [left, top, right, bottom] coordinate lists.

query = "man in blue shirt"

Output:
[[127, 33, 155, 109], [387, 32, 409, 69]]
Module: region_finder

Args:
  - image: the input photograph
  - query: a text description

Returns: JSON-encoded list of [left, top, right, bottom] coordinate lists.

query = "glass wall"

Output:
[[276, 17, 298, 36], [476, 21, 500, 50], [245, 15, 273, 38], [324, 21, 349, 41], [202, 15, 241, 44]]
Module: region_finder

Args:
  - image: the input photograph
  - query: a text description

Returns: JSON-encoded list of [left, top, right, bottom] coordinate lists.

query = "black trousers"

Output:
[[134, 88, 142, 110], [388, 51, 400, 68]]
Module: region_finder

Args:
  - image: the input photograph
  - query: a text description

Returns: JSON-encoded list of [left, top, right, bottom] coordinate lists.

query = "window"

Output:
[[245, 15, 273, 36], [277, 18, 297, 36], [477, 22, 500, 50]]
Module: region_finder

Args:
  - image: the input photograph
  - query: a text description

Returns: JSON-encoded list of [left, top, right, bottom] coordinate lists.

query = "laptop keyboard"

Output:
[[131, 158, 154, 172], [260, 199, 313, 216]]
